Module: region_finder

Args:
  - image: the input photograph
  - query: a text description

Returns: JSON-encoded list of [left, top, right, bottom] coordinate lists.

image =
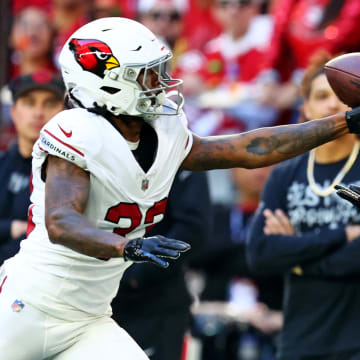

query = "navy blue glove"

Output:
[[335, 184, 360, 209], [123, 235, 191, 268]]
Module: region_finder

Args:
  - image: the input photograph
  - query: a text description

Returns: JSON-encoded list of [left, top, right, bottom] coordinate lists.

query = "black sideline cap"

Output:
[[9, 71, 65, 102]]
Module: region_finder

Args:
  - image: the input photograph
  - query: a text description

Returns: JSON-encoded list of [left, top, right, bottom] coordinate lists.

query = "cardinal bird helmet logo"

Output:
[[69, 38, 120, 78]]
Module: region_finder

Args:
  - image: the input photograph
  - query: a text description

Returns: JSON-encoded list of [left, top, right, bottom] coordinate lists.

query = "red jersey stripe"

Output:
[[0, 275, 7, 294], [38, 143, 48, 153], [26, 204, 36, 237], [43, 129, 85, 157], [29, 171, 33, 194], [185, 136, 189, 149]]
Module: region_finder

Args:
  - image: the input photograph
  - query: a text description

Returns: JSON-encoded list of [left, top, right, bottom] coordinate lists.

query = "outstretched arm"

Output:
[[182, 113, 348, 170]]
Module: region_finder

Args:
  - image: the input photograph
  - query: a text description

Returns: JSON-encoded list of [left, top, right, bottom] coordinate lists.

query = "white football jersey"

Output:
[[4, 106, 193, 320]]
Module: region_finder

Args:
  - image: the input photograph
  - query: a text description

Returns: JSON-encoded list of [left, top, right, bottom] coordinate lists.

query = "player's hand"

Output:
[[123, 236, 191, 268], [335, 184, 360, 209]]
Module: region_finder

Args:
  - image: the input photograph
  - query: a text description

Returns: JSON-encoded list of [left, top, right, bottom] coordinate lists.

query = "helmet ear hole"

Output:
[[100, 86, 121, 94]]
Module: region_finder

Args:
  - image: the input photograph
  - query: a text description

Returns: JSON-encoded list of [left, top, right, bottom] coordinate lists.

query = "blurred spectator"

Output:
[[137, 0, 192, 75], [199, 0, 270, 90], [191, 166, 283, 360], [260, 0, 360, 110], [0, 71, 65, 266], [138, 0, 222, 55], [12, 0, 51, 15], [248, 52, 360, 360], [112, 170, 211, 360], [51, 0, 91, 62], [181, 0, 222, 52], [117, 0, 140, 18], [138, 0, 186, 50], [9, 6, 57, 79], [176, 0, 277, 136], [92, 0, 123, 19]]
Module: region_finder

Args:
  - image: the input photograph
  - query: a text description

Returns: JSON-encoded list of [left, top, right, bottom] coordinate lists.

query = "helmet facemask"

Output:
[[122, 53, 184, 119]]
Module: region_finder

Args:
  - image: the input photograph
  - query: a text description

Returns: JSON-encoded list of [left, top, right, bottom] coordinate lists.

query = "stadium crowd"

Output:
[[1, 0, 360, 359]]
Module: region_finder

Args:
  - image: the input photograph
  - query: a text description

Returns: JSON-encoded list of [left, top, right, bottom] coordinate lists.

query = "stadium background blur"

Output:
[[1, 1, 360, 359]]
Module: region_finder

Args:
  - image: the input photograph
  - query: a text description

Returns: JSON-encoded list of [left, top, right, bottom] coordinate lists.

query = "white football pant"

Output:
[[0, 282, 148, 360]]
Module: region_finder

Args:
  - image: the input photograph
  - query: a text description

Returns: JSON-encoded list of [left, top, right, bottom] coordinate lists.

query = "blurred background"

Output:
[[2, 1, 360, 359]]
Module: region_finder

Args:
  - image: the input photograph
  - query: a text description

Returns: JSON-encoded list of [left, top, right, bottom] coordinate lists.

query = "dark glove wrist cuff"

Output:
[[346, 107, 360, 133], [123, 238, 143, 261]]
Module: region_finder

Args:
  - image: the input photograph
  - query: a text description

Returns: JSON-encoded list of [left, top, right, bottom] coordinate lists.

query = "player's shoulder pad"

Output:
[[38, 108, 103, 168]]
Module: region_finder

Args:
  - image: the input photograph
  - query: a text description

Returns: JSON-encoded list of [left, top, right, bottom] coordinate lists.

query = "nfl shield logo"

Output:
[[141, 179, 149, 191], [11, 299, 25, 312]]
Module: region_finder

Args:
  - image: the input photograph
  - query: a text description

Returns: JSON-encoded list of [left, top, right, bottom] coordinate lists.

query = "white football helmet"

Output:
[[58, 17, 184, 118]]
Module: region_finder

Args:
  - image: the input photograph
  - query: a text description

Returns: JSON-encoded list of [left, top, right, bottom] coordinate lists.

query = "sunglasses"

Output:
[[148, 11, 181, 22], [216, 0, 253, 8]]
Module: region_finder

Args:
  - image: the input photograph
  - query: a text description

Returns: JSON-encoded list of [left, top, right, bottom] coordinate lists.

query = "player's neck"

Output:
[[314, 133, 357, 164], [111, 114, 144, 142]]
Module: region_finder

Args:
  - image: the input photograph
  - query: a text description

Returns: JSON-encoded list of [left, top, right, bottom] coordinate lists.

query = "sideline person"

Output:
[[247, 51, 360, 360], [0, 71, 64, 265]]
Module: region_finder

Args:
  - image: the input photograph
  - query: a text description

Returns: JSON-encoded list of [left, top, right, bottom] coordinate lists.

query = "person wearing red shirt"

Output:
[[176, 0, 277, 136], [260, 0, 360, 110], [12, 0, 51, 14], [181, 0, 223, 52], [51, 0, 91, 63], [9, 6, 58, 79]]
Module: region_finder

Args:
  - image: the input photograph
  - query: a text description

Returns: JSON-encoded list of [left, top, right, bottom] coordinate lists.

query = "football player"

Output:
[[0, 17, 360, 360]]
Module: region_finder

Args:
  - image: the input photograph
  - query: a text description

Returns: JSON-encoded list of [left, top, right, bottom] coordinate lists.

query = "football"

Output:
[[324, 53, 360, 108]]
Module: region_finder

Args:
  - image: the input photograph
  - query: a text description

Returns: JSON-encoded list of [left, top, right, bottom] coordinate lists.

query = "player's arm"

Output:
[[181, 113, 349, 170], [45, 155, 190, 265], [45, 155, 127, 258]]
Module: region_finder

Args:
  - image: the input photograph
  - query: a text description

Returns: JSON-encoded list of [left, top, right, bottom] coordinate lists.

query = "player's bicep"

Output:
[[45, 155, 90, 217]]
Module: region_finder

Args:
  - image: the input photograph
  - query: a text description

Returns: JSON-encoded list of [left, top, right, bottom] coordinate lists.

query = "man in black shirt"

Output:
[[247, 53, 360, 360], [0, 71, 64, 265]]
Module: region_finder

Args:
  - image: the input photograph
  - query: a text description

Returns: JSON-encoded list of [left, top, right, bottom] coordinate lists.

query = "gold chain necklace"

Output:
[[307, 141, 360, 197]]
